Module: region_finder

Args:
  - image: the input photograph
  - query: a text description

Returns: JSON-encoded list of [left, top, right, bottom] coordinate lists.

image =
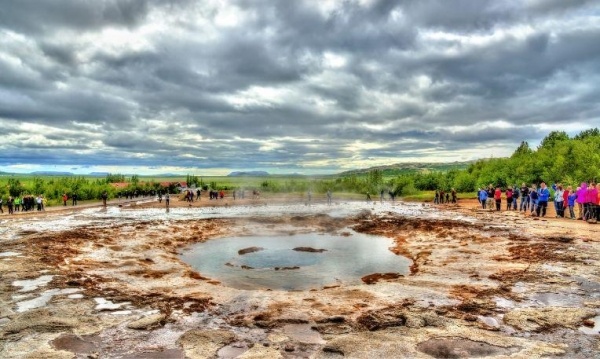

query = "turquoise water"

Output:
[[180, 231, 411, 290]]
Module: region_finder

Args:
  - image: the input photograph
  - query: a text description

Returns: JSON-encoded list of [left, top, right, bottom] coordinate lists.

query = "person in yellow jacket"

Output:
[[14, 196, 21, 212]]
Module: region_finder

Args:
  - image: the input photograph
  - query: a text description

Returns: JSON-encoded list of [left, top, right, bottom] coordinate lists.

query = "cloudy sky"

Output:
[[1, 0, 599, 175]]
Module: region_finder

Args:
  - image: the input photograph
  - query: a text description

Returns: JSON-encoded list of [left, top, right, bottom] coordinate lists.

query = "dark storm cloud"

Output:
[[1, 0, 599, 173], [0, 0, 152, 35]]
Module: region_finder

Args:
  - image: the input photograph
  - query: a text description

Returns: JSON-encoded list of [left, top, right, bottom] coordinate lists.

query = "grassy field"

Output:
[[1, 173, 478, 207]]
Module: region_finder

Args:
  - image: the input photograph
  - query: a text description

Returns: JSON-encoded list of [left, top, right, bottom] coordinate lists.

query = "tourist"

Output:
[[530, 184, 538, 215], [494, 186, 502, 211], [536, 182, 550, 217], [434, 190, 439, 204], [568, 186, 577, 219], [478, 187, 488, 209], [505, 187, 513, 211], [72, 193, 78, 206], [576, 182, 587, 220], [520, 183, 530, 212], [219, 190, 224, 199], [562, 185, 570, 215], [196, 189, 201, 201], [451, 188, 457, 203], [586, 183, 598, 222], [14, 196, 21, 212], [596, 183, 600, 222], [486, 185, 495, 210], [101, 191, 108, 207], [62, 193, 68, 206], [512, 185, 519, 210], [165, 193, 170, 208], [445, 192, 450, 203], [553, 184, 564, 218], [7, 196, 13, 214]]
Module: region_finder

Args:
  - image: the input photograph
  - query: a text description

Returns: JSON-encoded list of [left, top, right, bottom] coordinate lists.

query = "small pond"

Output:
[[180, 231, 411, 290]]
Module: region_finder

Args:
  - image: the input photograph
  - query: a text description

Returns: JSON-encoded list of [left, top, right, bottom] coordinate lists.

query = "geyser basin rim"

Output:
[[180, 230, 411, 291]]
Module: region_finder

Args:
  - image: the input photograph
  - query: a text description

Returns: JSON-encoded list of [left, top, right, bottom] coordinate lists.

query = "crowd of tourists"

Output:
[[0, 195, 47, 214], [434, 189, 458, 204], [476, 181, 599, 223]]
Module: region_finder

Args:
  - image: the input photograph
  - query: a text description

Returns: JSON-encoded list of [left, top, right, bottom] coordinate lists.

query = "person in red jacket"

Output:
[[494, 187, 502, 211], [505, 187, 513, 211]]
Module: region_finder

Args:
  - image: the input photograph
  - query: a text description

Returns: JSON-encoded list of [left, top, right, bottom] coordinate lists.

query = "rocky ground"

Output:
[[0, 196, 598, 358]]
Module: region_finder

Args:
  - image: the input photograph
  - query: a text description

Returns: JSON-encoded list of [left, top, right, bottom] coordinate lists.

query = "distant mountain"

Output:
[[338, 161, 474, 176], [153, 173, 183, 177], [88, 172, 109, 177], [30, 171, 74, 176], [228, 171, 270, 177]]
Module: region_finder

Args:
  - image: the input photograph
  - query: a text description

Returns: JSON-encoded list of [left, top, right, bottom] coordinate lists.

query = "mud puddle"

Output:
[[180, 231, 411, 290], [51, 333, 100, 354], [417, 337, 520, 358]]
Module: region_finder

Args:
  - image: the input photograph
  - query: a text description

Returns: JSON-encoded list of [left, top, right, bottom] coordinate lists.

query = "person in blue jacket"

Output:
[[529, 184, 538, 215], [567, 186, 578, 219], [478, 187, 488, 209], [536, 182, 550, 217]]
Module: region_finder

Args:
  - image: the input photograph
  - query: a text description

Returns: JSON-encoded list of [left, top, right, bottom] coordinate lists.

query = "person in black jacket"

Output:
[[520, 183, 530, 212], [486, 185, 495, 210], [7, 196, 14, 214]]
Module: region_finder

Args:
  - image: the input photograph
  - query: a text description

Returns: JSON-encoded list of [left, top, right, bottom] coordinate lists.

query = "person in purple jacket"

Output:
[[576, 182, 588, 220], [596, 183, 600, 222]]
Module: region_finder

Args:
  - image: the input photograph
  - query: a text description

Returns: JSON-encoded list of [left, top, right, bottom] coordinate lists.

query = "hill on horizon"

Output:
[[228, 171, 270, 177], [338, 161, 475, 176]]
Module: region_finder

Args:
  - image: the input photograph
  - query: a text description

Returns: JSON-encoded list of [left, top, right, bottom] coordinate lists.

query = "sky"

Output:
[[1, 0, 599, 175]]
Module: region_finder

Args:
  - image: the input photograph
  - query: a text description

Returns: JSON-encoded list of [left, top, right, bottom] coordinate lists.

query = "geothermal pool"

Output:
[[180, 231, 411, 290]]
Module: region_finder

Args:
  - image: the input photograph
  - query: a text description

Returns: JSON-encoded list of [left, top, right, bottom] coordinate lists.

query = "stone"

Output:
[[238, 247, 264, 255], [503, 307, 596, 331], [177, 329, 236, 359], [238, 345, 283, 359], [126, 314, 166, 330], [2, 309, 78, 335]]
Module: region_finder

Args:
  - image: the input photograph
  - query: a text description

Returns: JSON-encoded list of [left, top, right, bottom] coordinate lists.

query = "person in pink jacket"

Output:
[[576, 182, 588, 220], [596, 183, 600, 221], [587, 183, 598, 222]]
